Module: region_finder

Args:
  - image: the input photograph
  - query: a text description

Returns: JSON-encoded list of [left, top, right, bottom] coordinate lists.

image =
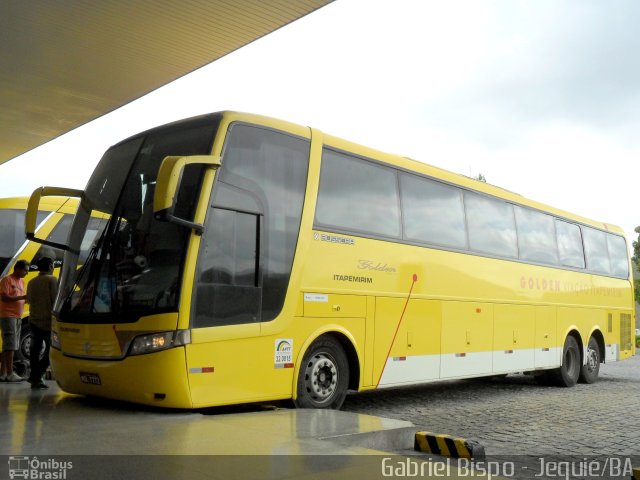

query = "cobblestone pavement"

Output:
[[343, 354, 640, 460]]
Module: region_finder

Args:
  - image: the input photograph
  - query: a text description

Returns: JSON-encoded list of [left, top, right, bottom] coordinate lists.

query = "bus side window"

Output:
[[399, 173, 467, 249], [582, 226, 611, 274], [515, 206, 559, 266], [194, 208, 262, 327], [556, 220, 585, 269], [607, 234, 629, 278], [316, 149, 401, 239], [464, 192, 518, 258]]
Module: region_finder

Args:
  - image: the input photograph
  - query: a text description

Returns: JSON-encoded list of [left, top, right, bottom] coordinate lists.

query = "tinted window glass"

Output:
[[400, 174, 466, 248], [60, 117, 218, 322], [0, 209, 25, 261], [465, 192, 517, 257], [195, 209, 261, 326], [31, 214, 74, 269], [606, 234, 628, 278], [582, 226, 611, 274], [316, 150, 400, 238], [194, 124, 309, 326], [0, 209, 47, 273], [0, 209, 25, 263], [200, 209, 258, 287], [556, 220, 585, 269], [77, 217, 109, 267], [514, 206, 559, 265], [84, 138, 144, 216]]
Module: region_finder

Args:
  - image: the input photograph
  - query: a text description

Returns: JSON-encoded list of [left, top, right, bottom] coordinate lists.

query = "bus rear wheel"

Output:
[[550, 335, 580, 387], [294, 337, 349, 410], [578, 336, 600, 384]]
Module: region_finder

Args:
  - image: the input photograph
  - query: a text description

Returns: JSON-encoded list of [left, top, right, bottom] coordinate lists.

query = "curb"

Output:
[[321, 425, 416, 452], [414, 431, 485, 460]]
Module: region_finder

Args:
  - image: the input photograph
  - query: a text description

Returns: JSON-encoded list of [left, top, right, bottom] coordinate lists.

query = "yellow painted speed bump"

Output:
[[415, 431, 485, 460]]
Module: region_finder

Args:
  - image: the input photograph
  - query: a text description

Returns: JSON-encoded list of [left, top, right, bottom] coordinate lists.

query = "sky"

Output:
[[0, 0, 638, 246]]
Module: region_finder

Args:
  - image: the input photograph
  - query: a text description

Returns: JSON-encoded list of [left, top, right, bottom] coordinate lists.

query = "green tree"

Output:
[[474, 173, 487, 183]]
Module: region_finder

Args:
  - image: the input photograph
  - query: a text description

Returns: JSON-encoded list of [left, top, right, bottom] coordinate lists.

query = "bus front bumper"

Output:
[[50, 346, 193, 408]]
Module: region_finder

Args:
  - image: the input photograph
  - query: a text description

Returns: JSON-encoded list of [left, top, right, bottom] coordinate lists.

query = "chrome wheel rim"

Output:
[[585, 346, 598, 373], [303, 352, 338, 404]]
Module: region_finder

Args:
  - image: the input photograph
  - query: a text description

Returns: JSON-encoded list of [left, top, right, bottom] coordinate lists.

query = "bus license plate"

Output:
[[79, 372, 101, 385]]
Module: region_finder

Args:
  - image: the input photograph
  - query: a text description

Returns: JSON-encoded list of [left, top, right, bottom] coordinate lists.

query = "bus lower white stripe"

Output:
[[534, 347, 562, 369], [378, 355, 441, 386], [378, 347, 573, 387], [605, 344, 619, 362], [493, 348, 537, 373], [440, 351, 493, 378]]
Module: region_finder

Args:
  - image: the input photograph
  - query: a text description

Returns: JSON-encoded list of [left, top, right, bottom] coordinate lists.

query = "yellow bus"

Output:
[[0, 196, 80, 374], [26, 112, 635, 409]]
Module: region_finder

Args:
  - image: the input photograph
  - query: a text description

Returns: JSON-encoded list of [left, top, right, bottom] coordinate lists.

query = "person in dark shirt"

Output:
[[26, 257, 57, 389]]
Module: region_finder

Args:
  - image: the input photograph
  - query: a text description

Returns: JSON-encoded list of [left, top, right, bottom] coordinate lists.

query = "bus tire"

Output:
[[578, 336, 600, 384], [550, 335, 580, 387], [294, 336, 349, 410]]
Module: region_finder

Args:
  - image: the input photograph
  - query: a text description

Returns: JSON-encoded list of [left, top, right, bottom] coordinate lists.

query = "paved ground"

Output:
[[344, 354, 640, 456], [2, 355, 638, 479], [0, 386, 416, 480]]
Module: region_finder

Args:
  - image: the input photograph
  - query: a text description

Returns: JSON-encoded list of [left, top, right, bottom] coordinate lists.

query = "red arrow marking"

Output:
[[376, 274, 418, 388]]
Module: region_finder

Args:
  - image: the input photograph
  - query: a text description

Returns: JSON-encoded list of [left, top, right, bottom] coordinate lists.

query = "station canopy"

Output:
[[0, 0, 332, 166]]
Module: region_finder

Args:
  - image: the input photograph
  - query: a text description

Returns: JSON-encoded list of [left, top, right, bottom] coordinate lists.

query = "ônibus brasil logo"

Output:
[[8, 456, 73, 479]]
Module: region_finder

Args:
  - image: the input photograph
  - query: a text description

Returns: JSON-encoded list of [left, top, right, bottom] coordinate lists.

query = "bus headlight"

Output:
[[128, 330, 191, 356], [51, 330, 61, 350]]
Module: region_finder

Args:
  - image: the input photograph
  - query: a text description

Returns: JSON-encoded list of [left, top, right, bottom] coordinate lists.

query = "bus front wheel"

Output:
[[294, 337, 349, 410], [578, 336, 600, 384], [550, 335, 580, 387]]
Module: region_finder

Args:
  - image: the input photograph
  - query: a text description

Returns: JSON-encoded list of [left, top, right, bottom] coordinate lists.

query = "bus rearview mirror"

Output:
[[153, 154, 221, 233], [26, 186, 84, 250]]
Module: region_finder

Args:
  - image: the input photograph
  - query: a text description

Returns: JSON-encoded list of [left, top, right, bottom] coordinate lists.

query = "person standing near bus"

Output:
[[0, 259, 29, 382], [26, 257, 57, 389]]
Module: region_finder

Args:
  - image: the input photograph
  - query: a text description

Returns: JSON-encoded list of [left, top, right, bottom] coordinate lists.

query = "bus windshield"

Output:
[[57, 114, 219, 322]]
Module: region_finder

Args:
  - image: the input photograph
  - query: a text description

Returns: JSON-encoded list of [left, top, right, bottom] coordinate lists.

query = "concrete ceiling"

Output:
[[0, 0, 332, 166]]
